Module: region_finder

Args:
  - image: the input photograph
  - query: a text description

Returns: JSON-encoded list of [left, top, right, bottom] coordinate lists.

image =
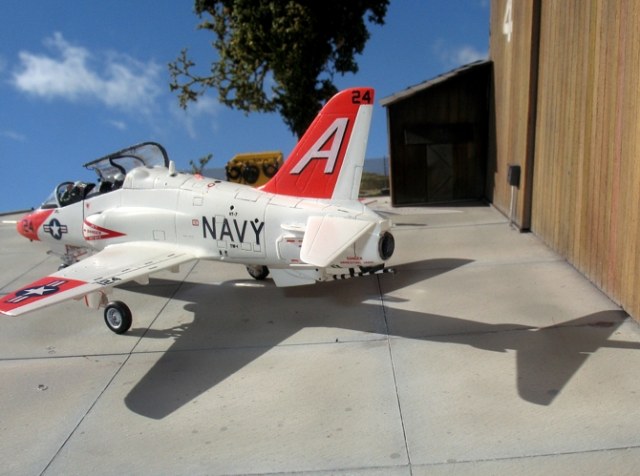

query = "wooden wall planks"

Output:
[[491, 0, 640, 318]]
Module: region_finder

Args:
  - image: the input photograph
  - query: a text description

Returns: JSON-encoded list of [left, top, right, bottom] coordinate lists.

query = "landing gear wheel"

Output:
[[246, 265, 269, 280], [104, 301, 132, 334]]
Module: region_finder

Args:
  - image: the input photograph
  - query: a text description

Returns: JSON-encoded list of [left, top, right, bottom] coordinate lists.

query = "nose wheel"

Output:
[[104, 301, 132, 334]]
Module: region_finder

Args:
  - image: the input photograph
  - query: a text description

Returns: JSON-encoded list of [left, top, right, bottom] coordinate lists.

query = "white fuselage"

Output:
[[39, 166, 391, 280]]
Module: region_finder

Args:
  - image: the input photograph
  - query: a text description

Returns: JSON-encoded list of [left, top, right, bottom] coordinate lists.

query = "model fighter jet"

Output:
[[0, 87, 395, 334]]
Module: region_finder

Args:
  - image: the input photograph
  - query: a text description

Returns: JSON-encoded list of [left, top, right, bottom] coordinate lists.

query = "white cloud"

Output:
[[12, 32, 161, 114], [1, 130, 27, 142], [170, 94, 220, 139], [454, 45, 488, 65], [432, 39, 488, 69], [107, 119, 127, 131]]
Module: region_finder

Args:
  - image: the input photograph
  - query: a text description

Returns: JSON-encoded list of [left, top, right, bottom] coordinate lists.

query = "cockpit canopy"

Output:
[[83, 142, 169, 183], [41, 142, 171, 209]]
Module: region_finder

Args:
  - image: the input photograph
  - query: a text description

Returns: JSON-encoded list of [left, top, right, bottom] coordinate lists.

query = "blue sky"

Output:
[[0, 1, 489, 211]]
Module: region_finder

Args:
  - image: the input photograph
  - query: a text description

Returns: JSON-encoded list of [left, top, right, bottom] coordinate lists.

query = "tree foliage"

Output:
[[169, 0, 388, 137], [189, 153, 213, 174]]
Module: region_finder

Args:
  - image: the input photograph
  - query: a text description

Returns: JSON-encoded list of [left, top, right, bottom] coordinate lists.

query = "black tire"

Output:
[[263, 162, 278, 178], [226, 165, 241, 181], [242, 164, 260, 184], [104, 301, 132, 334], [246, 265, 269, 280]]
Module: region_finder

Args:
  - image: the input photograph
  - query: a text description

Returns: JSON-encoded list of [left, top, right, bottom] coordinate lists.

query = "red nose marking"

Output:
[[17, 209, 54, 241]]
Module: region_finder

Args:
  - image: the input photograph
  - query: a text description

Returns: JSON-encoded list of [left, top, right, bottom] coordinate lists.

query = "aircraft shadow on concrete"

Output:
[[121, 259, 637, 419]]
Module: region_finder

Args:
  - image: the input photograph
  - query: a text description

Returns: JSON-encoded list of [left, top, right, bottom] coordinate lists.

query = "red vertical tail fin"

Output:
[[261, 87, 374, 200]]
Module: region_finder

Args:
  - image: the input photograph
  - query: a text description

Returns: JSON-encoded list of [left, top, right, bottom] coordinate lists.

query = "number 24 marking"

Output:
[[351, 90, 372, 104]]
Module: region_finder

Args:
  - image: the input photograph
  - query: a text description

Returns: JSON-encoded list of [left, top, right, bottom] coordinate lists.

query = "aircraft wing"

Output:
[[0, 242, 196, 317], [300, 216, 374, 267]]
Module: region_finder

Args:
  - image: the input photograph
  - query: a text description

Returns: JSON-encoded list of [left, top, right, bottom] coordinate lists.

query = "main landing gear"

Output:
[[101, 266, 268, 334], [246, 265, 269, 280], [104, 301, 133, 334]]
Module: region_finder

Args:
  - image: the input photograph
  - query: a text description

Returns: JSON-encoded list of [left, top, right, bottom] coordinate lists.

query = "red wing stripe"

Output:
[[0, 277, 86, 313]]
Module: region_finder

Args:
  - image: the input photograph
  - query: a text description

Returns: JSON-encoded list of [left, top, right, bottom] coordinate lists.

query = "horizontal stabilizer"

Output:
[[300, 216, 374, 267]]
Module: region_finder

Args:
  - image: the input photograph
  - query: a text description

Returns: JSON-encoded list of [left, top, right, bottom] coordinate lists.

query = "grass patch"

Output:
[[359, 171, 389, 197]]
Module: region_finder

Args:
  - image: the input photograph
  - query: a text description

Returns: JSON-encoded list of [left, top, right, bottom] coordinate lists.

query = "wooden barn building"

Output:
[[380, 61, 491, 205], [382, 0, 640, 320]]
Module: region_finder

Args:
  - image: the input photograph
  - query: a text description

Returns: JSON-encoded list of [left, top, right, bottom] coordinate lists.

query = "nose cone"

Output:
[[17, 209, 54, 241]]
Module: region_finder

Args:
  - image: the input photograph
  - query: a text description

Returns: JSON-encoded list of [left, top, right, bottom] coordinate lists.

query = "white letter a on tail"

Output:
[[290, 118, 348, 175], [261, 87, 374, 200]]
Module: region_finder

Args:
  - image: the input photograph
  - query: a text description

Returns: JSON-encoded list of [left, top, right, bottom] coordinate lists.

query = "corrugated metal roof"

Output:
[[379, 59, 491, 107]]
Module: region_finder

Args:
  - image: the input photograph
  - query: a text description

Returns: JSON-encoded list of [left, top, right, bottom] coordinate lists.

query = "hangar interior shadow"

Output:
[[121, 259, 638, 419]]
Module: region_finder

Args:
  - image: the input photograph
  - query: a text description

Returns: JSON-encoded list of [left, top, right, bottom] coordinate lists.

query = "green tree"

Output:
[[169, 0, 388, 137], [190, 153, 213, 174]]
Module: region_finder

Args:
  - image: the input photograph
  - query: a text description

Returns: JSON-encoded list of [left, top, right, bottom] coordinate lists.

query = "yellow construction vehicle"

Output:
[[225, 151, 283, 187]]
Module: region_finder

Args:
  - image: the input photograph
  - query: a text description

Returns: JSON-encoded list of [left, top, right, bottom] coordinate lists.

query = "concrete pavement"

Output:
[[1, 199, 639, 475]]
